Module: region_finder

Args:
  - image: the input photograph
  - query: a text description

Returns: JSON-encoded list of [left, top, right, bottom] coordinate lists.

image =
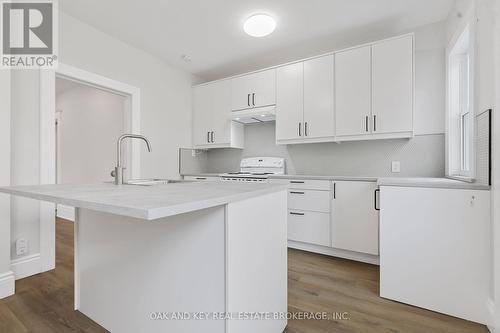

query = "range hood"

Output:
[[230, 105, 276, 124]]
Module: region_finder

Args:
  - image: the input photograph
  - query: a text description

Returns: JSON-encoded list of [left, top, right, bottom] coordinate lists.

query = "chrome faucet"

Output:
[[112, 134, 152, 185]]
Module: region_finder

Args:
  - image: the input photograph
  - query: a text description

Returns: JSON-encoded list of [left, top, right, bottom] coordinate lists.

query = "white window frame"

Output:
[[446, 19, 476, 180]]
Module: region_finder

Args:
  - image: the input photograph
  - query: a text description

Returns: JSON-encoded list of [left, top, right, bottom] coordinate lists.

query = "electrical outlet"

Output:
[[391, 161, 401, 173], [16, 238, 28, 256]]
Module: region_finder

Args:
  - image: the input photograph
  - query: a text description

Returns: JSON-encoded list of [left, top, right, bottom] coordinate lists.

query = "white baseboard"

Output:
[[11, 253, 41, 280], [0, 271, 15, 299], [57, 204, 75, 222], [288, 241, 380, 265]]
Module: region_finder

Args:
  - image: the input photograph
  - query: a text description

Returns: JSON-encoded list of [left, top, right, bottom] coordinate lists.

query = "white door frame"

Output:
[[39, 63, 141, 272]]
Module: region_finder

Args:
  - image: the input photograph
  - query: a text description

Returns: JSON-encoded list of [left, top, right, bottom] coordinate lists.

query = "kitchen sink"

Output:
[[124, 179, 191, 186]]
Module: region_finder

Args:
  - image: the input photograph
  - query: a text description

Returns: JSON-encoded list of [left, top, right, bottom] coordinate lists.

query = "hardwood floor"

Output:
[[285, 250, 489, 333], [0, 218, 489, 333], [0, 219, 108, 333]]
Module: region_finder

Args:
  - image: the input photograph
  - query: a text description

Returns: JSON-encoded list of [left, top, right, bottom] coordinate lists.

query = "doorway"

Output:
[[54, 78, 127, 221], [39, 63, 141, 273]]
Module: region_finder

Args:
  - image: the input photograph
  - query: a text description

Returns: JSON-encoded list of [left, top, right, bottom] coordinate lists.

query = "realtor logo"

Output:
[[1, 0, 58, 68]]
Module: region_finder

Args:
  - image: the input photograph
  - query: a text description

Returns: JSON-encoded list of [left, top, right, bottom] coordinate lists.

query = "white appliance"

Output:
[[220, 157, 285, 182]]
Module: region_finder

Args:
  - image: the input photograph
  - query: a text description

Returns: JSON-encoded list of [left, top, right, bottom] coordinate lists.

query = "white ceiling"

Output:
[[60, 0, 455, 81]]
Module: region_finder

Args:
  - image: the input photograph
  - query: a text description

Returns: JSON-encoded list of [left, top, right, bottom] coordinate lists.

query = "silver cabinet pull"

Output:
[[298, 122, 302, 137], [207, 131, 210, 143], [333, 182, 336, 199], [305, 122, 308, 136], [252, 93, 255, 106], [365, 116, 369, 132], [247, 94, 250, 107], [290, 191, 305, 195], [290, 180, 305, 184], [211, 131, 215, 143], [373, 115, 377, 132]]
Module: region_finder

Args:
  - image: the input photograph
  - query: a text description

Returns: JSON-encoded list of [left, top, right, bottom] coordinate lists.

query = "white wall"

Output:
[[56, 83, 125, 184], [494, 4, 500, 330], [490, 0, 500, 330], [58, 13, 194, 178], [414, 21, 447, 135], [10, 71, 41, 261], [0, 69, 13, 296], [9, 11, 195, 263], [446, 0, 498, 328], [206, 123, 445, 177]]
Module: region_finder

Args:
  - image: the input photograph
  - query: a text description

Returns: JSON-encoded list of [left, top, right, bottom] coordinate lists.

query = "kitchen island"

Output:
[[0, 181, 288, 333]]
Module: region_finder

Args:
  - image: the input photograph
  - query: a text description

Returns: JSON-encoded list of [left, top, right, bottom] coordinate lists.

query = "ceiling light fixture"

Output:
[[244, 14, 276, 37]]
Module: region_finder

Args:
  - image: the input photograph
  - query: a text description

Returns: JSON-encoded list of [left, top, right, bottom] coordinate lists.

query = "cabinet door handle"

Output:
[[373, 115, 377, 132], [305, 122, 308, 136], [290, 212, 305, 216], [211, 131, 214, 143], [374, 189, 380, 211], [298, 122, 302, 137], [365, 116, 369, 132], [290, 191, 305, 195], [290, 181, 305, 184], [252, 93, 255, 106], [333, 183, 336, 199], [196, 177, 207, 180], [207, 131, 210, 143], [247, 94, 250, 107]]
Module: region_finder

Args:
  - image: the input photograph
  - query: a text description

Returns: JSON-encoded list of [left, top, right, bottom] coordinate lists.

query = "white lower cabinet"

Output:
[[288, 211, 330, 247], [331, 181, 379, 255], [270, 178, 379, 262], [379, 186, 491, 324], [288, 189, 330, 213]]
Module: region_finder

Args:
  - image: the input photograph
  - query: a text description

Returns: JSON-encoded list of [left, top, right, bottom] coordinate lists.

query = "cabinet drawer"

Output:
[[288, 190, 330, 213], [270, 178, 331, 191], [288, 211, 330, 246]]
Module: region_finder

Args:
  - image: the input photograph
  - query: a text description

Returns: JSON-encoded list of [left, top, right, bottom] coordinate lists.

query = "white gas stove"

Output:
[[219, 157, 285, 182]]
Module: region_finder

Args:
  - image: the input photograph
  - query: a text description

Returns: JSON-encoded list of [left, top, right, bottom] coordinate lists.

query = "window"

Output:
[[447, 24, 474, 178]]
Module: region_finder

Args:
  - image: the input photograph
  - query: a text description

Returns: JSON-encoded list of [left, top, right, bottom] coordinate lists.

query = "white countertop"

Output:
[[181, 173, 490, 190], [268, 174, 379, 182], [0, 182, 288, 220], [377, 177, 490, 190]]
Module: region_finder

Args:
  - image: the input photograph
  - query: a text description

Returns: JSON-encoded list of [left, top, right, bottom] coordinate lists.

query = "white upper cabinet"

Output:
[[231, 69, 276, 111], [335, 46, 372, 137], [193, 84, 212, 147], [192, 80, 243, 149], [211, 80, 232, 145], [276, 62, 304, 141], [334, 34, 414, 140], [276, 55, 335, 144], [303, 55, 335, 140], [372, 35, 413, 134], [194, 33, 414, 147]]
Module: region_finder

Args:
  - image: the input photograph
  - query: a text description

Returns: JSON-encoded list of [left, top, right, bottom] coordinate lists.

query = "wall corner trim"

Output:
[[487, 299, 500, 333], [11, 253, 42, 280], [0, 271, 15, 299]]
